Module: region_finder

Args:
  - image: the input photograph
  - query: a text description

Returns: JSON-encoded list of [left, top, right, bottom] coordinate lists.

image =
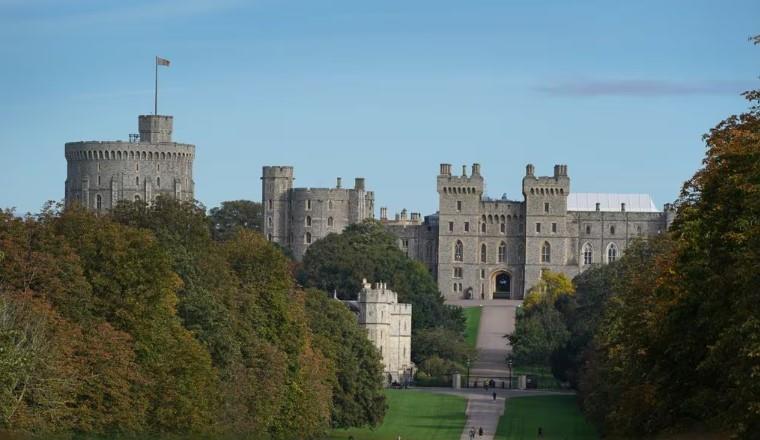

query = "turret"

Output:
[[262, 166, 294, 244], [138, 115, 173, 143]]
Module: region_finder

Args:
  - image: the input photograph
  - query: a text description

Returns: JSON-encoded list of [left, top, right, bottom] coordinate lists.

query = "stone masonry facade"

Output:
[[262, 167, 374, 259], [266, 163, 675, 301], [64, 115, 195, 211], [344, 280, 413, 384]]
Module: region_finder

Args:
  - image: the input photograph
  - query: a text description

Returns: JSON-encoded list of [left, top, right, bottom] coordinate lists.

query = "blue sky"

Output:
[[1, 0, 758, 216]]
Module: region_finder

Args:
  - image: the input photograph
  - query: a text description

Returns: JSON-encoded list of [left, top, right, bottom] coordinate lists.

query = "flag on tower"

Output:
[[156, 56, 170, 66]]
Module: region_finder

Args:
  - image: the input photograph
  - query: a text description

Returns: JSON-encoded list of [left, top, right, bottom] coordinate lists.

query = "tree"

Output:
[[303, 289, 386, 429], [300, 220, 465, 334], [209, 200, 263, 240]]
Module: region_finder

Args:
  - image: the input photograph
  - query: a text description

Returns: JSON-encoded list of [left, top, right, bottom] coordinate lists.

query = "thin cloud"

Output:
[[535, 79, 756, 97]]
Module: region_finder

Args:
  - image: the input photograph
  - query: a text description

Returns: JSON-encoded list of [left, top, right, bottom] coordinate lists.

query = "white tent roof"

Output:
[[567, 193, 659, 212]]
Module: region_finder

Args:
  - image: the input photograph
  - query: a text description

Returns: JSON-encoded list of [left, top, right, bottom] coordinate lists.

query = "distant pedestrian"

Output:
[[469, 427, 476, 439], [492, 391, 497, 400], [478, 426, 484, 436], [538, 426, 544, 438]]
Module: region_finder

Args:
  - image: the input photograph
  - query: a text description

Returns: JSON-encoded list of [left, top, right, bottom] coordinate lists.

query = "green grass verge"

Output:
[[495, 395, 598, 440], [463, 306, 482, 349], [329, 389, 466, 440]]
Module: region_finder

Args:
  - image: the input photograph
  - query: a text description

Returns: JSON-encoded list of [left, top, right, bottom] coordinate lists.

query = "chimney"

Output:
[[526, 164, 535, 176], [462, 165, 467, 177], [554, 165, 561, 177], [400, 209, 408, 221], [336, 177, 342, 188], [354, 178, 365, 191], [621, 203, 626, 212], [595, 203, 600, 212], [380, 207, 388, 220], [472, 163, 481, 175], [440, 163, 452, 176], [411, 212, 421, 223]]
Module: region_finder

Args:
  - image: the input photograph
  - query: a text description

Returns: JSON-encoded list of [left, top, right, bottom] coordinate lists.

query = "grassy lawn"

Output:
[[463, 306, 482, 349], [329, 389, 466, 440], [495, 395, 597, 440]]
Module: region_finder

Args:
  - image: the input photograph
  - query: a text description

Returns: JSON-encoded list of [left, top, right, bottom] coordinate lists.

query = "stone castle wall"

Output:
[[64, 115, 194, 210]]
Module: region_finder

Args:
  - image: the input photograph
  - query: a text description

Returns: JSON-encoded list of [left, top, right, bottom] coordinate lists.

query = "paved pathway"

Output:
[[445, 299, 525, 439]]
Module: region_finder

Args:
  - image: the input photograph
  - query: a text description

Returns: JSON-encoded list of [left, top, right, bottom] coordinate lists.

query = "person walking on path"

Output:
[[492, 391, 497, 400], [469, 427, 476, 439]]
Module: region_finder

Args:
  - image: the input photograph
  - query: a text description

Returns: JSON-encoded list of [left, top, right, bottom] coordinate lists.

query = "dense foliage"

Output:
[[0, 198, 386, 438], [208, 199, 263, 240], [510, 89, 760, 438], [299, 220, 471, 377]]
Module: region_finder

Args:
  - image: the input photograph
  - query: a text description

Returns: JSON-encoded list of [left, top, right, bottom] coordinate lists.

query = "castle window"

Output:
[[500, 215, 505, 223], [269, 199, 273, 210], [136, 163, 139, 171], [267, 234, 272, 241], [306, 216, 312, 227], [607, 243, 618, 263], [544, 202, 550, 213], [97, 175, 101, 186], [305, 232, 312, 244], [585, 225, 591, 234], [583, 243, 593, 265], [481, 269, 485, 279], [306, 200, 311, 210], [328, 200, 333, 210], [134, 195, 140, 202], [157, 164, 160, 171], [157, 177, 160, 187], [482, 215, 486, 222], [637, 225, 642, 235], [498, 242, 506, 263], [481, 223, 486, 233], [481, 243, 487, 263], [541, 242, 551, 263], [454, 240, 464, 262], [464, 222, 470, 232], [136, 176, 139, 186], [401, 239, 409, 256], [500, 223, 506, 233], [453, 283, 458, 292], [96, 194, 102, 211], [448, 222, 454, 232], [530, 188, 534, 195], [453, 267, 463, 278], [268, 217, 272, 227], [610, 225, 616, 235], [552, 222, 557, 233], [457, 201, 462, 211], [535, 223, 541, 233], [328, 217, 334, 227]]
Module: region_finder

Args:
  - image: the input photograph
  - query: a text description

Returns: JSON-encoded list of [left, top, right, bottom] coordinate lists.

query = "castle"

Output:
[[64, 115, 195, 210], [343, 280, 413, 385], [61, 113, 674, 301], [264, 163, 675, 300]]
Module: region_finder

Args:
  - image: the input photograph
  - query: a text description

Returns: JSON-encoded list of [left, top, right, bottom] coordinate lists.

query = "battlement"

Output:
[[262, 165, 294, 179], [437, 163, 484, 195], [358, 279, 398, 304], [522, 163, 570, 197]]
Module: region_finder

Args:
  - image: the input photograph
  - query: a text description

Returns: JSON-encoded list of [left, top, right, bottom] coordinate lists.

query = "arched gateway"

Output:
[[491, 271, 512, 299]]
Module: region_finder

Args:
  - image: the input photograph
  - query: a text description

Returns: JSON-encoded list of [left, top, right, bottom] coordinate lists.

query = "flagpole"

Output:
[[154, 56, 158, 115]]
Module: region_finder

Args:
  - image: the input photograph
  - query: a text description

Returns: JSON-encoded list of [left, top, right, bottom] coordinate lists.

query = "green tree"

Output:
[[303, 289, 386, 429], [300, 220, 465, 333], [209, 199, 263, 240]]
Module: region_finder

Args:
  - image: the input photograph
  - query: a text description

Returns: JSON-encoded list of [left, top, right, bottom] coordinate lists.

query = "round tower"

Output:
[[64, 115, 195, 211]]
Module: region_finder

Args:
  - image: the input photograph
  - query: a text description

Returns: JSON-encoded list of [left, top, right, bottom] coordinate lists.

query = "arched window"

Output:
[[607, 243, 618, 263], [135, 176, 139, 186], [583, 243, 593, 265], [541, 242, 551, 263], [454, 240, 464, 262], [328, 200, 333, 210], [306, 216, 312, 227], [305, 232, 312, 244], [498, 242, 506, 263], [134, 195, 141, 202], [610, 225, 616, 235], [500, 223, 506, 233], [156, 177, 160, 187], [327, 217, 334, 227], [480, 243, 487, 263], [268, 217, 273, 227], [481, 222, 486, 233], [500, 215, 505, 223], [488, 215, 493, 224], [96, 194, 102, 211]]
